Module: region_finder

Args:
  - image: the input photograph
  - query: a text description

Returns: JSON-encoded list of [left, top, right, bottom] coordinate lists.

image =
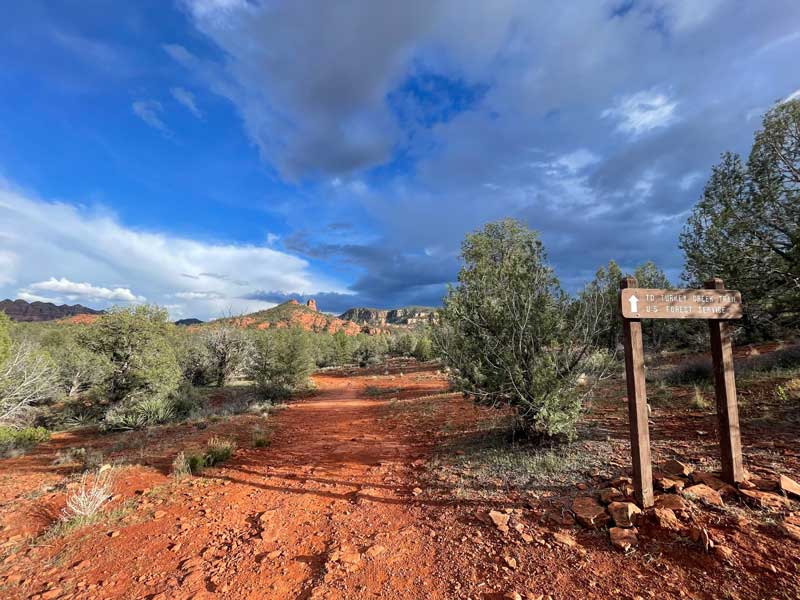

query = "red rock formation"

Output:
[[306, 298, 318, 311]]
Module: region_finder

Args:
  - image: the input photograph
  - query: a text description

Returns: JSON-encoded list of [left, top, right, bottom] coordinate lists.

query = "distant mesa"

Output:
[[175, 318, 204, 326], [213, 300, 362, 335], [338, 306, 438, 327], [0, 298, 103, 322]]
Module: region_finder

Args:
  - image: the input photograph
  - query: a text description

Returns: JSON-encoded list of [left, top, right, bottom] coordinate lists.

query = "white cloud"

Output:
[[132, 100, 169, 133], [554, 149, 601, 173], [679, 171, 703, 191], [25, 277, 144, 303], [784, 88, 800, 103], [602, 90, 678, 136], [171, 87, 203, 118], [0, 181, 341, 319]]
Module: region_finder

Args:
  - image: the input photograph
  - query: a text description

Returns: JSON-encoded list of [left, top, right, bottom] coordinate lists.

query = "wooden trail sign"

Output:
[[619, 277, 745, 509], [620, 288, 742, 320]]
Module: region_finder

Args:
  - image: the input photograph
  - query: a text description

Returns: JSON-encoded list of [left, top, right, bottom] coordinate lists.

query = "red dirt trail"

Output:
[[1, 362, 798, 600]]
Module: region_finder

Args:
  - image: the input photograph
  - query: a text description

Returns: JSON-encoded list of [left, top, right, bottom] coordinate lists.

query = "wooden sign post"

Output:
[[619, 277, 745, 508]]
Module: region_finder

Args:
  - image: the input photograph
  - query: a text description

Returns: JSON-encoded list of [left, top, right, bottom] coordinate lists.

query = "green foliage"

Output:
[[681, 100, 800, 337], [354, 333, 389, 366], [413, 335, 434, 361], [172, 329, 214, 385], [40, 326, 110, 398], [435, 219, 609, 440], [331, 330, 359, 366], [182, 437, 237, 475], [101, 385, 201, 430], [584, 259, 686, 351], [82, 305, 181, 404], [0, 311, 11, 367], [249, 327, 315, 400], [392, 333, 417, 357], [201, 325, 251, 387], [0, 425, 50, 452]]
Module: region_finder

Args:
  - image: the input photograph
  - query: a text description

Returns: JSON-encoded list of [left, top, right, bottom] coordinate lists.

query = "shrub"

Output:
[[249, 328, 314, 400], [172, 330, 214, 386], [101, 387, 200, 431], [82, 305, 181, 406], [171, 451, 191, 481], [0, 340, 58, 425], [201, 326, 251, 387], [0, 311, 11, 367], [689, 386, 710, 410], [434, 219, 611, 441], [661, 356, 713, 386], [205, 436, 236, 465], [62, 467, 114, 521], [413, 336, 434, 361], [0, 425, 50, 454], [41, 327, 110, 398]]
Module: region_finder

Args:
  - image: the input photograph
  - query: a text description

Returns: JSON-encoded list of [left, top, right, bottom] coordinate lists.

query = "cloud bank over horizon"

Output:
[[1, 1, 799, 318]]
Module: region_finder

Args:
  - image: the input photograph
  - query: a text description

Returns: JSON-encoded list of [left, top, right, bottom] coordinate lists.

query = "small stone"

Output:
[[689, 526, 713, 552], [655, 477, 685, 492], [504, 555, 518, 569], [609, 527, 638, 552], [654, 494, 690, 511], [598, 487, 624, 504], [488, 510, 510, 530], [662, 459, 692, 477], [779, 474, 800, 499], [608, 501, 642, 528], [780, 522, 800, 542], [739, 489, 790, 509], [154, 511, 166, 519], [521, 533, 534, 543], [576, 483, 588, 491], [365, 544, 385, 558], [652, 507, 682, 532], [572, 496, 610, 529], [714, 545, 734, 562], [504, 593, 522, 600], [684, 484, 724, 507], [551, 532, 577, 547], [108, 530, 120, 538]]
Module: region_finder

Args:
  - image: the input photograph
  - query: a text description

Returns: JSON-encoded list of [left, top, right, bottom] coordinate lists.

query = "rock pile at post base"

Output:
[[566, 460, 800, 553]]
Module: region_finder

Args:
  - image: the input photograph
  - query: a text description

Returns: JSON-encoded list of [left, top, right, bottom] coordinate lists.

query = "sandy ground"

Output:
[[0, 359, 798, 600]]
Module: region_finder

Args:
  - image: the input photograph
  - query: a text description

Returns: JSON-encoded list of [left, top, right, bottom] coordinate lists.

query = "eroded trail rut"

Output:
[[23, 370, 451, 600]]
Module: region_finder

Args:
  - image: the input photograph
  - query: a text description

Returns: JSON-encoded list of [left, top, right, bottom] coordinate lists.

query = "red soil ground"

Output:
[[0, 360, 798, 599]]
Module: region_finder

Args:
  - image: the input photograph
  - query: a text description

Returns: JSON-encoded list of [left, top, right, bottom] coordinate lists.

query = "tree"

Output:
[[82, 305, 181, 404], [249, 328, 315, 400], [0, 312, 11, 368], [201, 326, 251, 387], [0, 340, 57, 426], [41, 327, 110, 398], [681, 100, 800, 335], [434, 219, 611, 440], [172, 329, 214, 386], [582, 260, 623, 351], [413, 335, 434, 361]]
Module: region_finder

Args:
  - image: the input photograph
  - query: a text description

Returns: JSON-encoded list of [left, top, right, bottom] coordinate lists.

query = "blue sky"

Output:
[[1, 0, 799, 319]]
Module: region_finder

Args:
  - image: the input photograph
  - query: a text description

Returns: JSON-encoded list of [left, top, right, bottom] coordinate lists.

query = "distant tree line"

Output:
[[0, 304, 434, 437]]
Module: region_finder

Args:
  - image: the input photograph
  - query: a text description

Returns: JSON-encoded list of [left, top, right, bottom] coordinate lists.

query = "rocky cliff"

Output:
[[338, 306, 437, 327], [0, 299, 104, 322]]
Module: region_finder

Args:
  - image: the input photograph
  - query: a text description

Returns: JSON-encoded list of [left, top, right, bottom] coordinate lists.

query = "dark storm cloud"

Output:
[[180, 0, 800, 300]]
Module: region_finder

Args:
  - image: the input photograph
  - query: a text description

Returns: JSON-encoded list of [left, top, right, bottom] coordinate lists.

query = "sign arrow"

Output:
[[628, 294, 639, 314]]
